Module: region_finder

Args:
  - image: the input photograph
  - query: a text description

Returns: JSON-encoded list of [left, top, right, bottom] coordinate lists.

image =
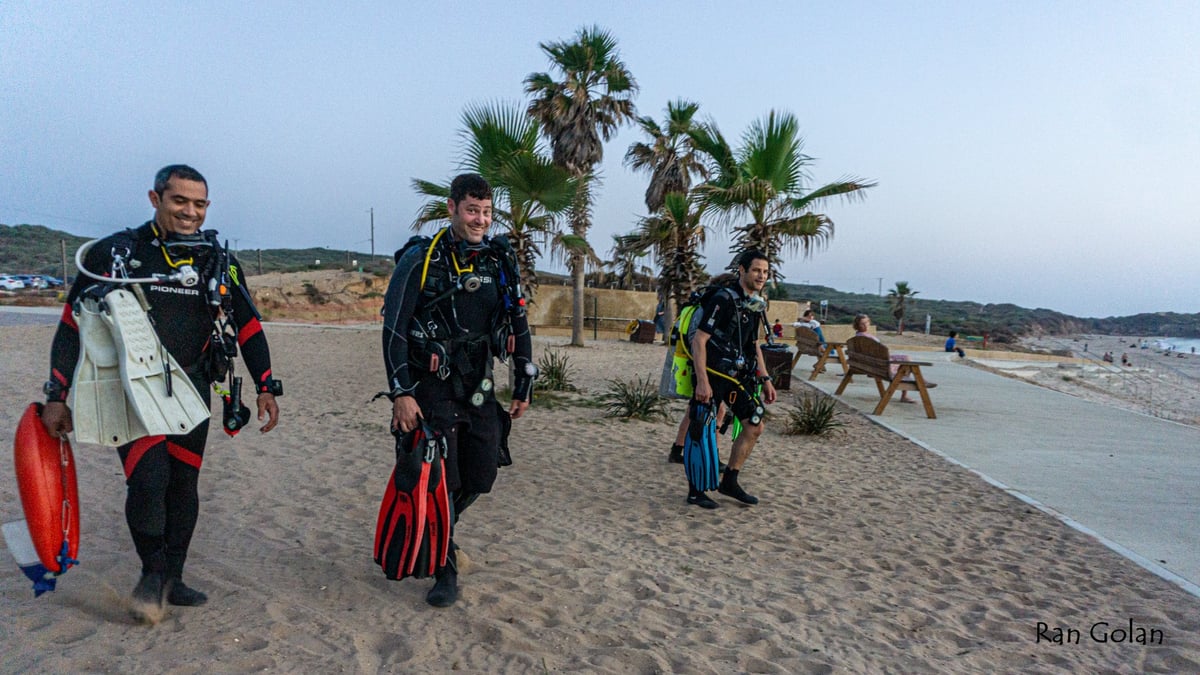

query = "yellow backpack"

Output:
[[668, 285, 740, 396]]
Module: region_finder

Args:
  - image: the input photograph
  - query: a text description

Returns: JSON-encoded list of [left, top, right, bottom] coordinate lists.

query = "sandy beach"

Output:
[[2, 322, 1199, 672], [1014, 334, 1200, 426]]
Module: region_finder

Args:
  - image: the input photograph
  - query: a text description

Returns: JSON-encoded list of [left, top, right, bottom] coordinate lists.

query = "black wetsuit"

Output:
[[694, 284, 765, 423], [381, 228, 532, 500], [47, 222, 274, 580]]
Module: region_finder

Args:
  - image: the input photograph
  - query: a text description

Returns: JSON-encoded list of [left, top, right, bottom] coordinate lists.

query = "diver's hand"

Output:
[[392, 395, 422, 433], [694, 378, 713, 404], [41, 401, 73, 439], [509, 399, 529, 420], [256, 393, 279, 433], [763, 380, 777, 405]]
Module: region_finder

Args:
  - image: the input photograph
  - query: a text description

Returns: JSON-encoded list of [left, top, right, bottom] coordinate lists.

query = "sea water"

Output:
[[1156, 337, 1200, 353]]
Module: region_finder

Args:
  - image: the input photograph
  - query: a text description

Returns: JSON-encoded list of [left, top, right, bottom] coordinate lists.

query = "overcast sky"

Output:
[[3, 1, 1197, 318]]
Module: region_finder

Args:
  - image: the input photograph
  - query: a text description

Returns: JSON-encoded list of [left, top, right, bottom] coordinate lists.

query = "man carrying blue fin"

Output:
[[684, 250, 777, 509]]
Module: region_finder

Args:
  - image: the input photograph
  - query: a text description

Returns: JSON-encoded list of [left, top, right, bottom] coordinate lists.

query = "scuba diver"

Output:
[[379, 173, 535, 607], [41, 165, 282, 622], [684, 250, 777, 509]]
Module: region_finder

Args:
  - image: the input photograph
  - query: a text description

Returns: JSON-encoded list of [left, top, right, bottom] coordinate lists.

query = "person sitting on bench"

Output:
[[854, 313, 914, 403], [792, 309, 827, 345]]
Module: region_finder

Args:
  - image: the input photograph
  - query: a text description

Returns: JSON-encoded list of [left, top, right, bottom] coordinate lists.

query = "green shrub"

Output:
[[537, 349, 577, 392], [598, 375, 670, 421], [784, 394, 845, 435]]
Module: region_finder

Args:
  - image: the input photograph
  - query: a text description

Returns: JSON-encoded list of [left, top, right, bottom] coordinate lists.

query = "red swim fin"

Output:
[[374, 425, 431, 581], [412, 445, 451, 579]]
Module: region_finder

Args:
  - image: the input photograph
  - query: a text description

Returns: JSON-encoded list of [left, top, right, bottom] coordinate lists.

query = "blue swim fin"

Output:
[[683, 401, 720, 491]]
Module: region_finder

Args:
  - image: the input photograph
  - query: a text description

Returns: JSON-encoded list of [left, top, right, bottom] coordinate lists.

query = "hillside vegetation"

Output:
[[775, 283, 1200, 343], [0, 223, 394, 278], [4, 223, 1198, 339]]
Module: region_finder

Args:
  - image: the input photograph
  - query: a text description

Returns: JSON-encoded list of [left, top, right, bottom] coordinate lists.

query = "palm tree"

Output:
[[690, 110, 876, 283], [888, 281, 918, 335], [525, 25, 638, 345], [411, 102, 576, 297], [605, 235, 653, 290], [619, 191, 708, 334], [624, 99, 707, 213]]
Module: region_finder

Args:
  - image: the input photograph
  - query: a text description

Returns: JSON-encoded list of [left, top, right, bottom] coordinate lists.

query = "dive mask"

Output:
[[160, 231, 218, 287], [743, 294, 768, 313]]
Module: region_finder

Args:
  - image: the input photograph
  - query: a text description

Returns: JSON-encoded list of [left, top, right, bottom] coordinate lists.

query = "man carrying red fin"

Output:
[[378, 173, 535, 607]]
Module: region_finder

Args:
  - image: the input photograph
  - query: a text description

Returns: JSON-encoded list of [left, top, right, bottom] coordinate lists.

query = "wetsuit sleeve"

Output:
[[511, 307, 532, 363], [381, 246, 426, 398], [227, 254, 275, 393], [46, 238, 114, 397], [494, 236, 535, 402], [509, 288, 535, 402], [506, 245, 532, 366]]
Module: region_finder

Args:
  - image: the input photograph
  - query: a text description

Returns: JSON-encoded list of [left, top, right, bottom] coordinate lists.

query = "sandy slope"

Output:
[[1, 324, 1198, 673]]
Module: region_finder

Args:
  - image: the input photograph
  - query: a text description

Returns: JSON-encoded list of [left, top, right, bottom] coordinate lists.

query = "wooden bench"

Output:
[[790, 326, 848, 381], [834, 336, 937, 418]]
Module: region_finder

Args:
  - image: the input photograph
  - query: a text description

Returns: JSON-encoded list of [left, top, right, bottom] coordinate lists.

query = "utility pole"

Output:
[[878, 277, 883, 296], [369, 208, 375, 260], [257, 249, 263, 276], [60, 239, 69, 292]]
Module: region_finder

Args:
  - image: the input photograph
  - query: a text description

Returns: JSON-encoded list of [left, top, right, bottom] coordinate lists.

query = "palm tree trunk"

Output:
[[570, 251, 585, 346], [660, 296, 675, 346], [568, 177, 592, 346]]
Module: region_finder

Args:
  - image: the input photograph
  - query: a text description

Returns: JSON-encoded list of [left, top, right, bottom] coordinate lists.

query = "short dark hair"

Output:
[[154, 165, 207, 196], [949, 330, 959, 338], [734, 249, 769, 271], [449, 173, 492, 203]]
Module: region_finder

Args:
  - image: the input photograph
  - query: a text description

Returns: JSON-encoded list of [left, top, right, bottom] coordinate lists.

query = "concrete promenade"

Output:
[[799, 349, 1200, 597]]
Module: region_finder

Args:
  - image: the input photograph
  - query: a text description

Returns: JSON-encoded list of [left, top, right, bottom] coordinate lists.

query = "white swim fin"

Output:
[[71, 297, 150, 446], [100, 289, 210, 438]]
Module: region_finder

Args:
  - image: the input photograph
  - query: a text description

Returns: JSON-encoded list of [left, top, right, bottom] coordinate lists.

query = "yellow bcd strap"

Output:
[[420, 227, 450, 290]]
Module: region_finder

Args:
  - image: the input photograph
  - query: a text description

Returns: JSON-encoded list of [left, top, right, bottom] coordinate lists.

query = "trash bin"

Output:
[[630, 320, 656, 344], [760, 344, 793, 390]]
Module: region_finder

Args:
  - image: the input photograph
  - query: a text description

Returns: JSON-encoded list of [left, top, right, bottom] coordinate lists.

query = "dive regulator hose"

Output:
[[75, 238, 202, 287]]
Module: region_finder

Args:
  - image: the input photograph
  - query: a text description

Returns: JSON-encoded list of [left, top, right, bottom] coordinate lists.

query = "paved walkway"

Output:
[[796, 349, 1200, 597], [0, 305, 60, 326]]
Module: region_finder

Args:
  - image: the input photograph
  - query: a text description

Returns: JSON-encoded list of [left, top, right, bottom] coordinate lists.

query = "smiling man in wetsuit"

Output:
[[42, 164, 281, 622], [381, 173, 535, 607]]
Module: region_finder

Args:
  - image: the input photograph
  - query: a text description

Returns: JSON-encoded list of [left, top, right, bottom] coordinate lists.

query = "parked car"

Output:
[[14, 274, 49, 289], [39, 275, 64, 287], [0, 275, 27, 290]]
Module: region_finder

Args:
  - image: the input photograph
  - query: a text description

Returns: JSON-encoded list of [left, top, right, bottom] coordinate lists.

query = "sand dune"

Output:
[[2, 323, 1198, 672]]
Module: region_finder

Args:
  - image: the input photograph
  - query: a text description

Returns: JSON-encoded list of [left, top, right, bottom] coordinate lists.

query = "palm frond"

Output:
[[789, 177, 879, 210], [410, 178, 451, 231]]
